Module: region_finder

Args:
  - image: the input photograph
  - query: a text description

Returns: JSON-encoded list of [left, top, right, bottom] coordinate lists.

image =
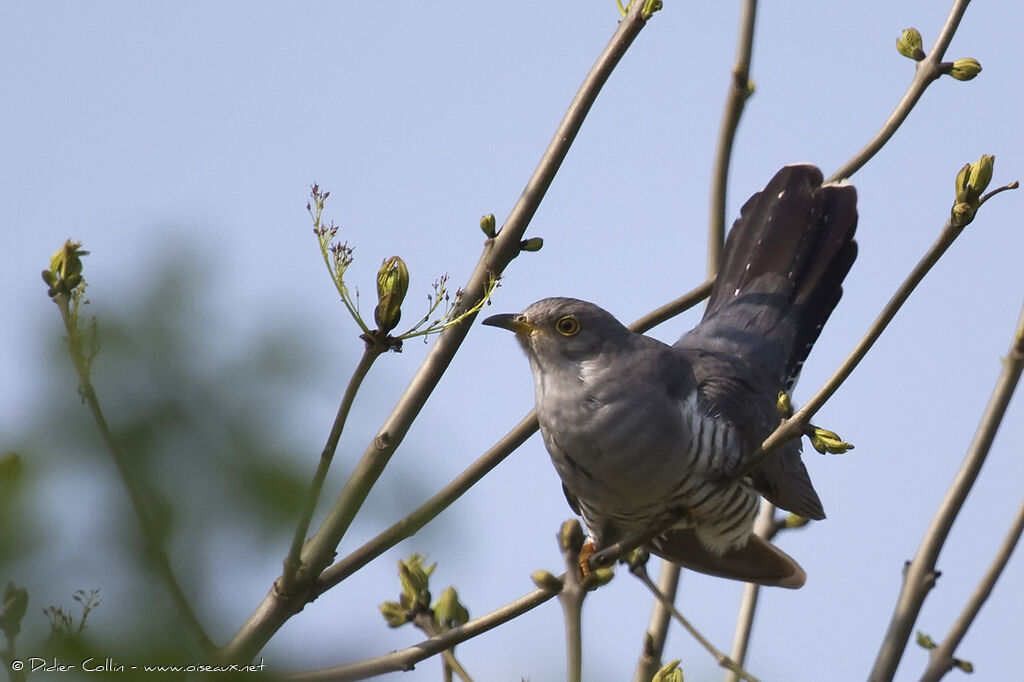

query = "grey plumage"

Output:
[[483, 164, 858, 588]]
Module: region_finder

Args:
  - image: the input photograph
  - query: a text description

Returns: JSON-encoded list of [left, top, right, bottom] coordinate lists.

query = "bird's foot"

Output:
[[578, 541, 596, 576]]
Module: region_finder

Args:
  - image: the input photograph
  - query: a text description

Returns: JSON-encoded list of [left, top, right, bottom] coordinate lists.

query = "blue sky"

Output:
[[2, 2, 1022, 680]]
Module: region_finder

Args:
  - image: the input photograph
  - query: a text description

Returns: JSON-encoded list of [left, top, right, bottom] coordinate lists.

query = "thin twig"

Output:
[[412, 612, 475, 682], [723, 501, 778, 682], [708, 0, 758, 277], [869, 304, 1024, 682], [920, 497, 1024, 682], [828, 0, 972, 182], [51, 293, 214, 654], [558, 534, 586, 682], [630, 562, 681, 682], [632, 565, 761, 682], [283, 345, 382, 587], [221, 2, 656, 662], [279, 587, 557, 681]]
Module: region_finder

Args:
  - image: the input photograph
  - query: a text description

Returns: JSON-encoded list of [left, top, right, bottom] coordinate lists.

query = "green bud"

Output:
[[622, 547, 650, 571], [955, 163, 973, 204], [48, 239, 89, 280], [951, 202, 975, 228], [397, 554, 434, 610], [520, 237, 544, 252], [776, 391, 793, 417], [809, 426, 854, 455], [784, 513, 810, 529], [948, 58, 982, 81], [379, 600, 410, 628], [374, 256, 409, 333], [433, 586, 470, 630], [581, 566, 615, 591], [953, 659, 974, 673], [896, 28, 925, 61], [530, 570, 564, 593], [651, 660, 683, 682], [1, 583, 29, 637], [559, 519, 585, 554], [916, 630, 937, 650], [480, 213, 497, 238], [969, 154, 995, 196]]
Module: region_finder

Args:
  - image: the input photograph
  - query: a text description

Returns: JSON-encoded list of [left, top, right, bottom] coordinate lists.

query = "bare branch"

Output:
[[630, 562, 681, 682], [282, 346, 382, 588], [708, 0, 758, 276], [869, 304, 1024, 681], [279, 587, 557, 681], [723, 501, 778, 682], [828, 0, 972, 182], [922, 497, 1024, 682], [632, 565, 761, 682]]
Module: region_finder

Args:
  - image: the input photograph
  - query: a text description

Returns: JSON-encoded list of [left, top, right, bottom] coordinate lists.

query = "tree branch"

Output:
[[869, 303, 1024, 682], [920, 496, 1024, 682], [632, 564, 761, 682], [283, 345, 383, 588], [630, 561, 680, 682], [708, 0, 758, 276], [280, 587, 557, 681], [828, 0, 972, 182], [723, 501, 779, 682]]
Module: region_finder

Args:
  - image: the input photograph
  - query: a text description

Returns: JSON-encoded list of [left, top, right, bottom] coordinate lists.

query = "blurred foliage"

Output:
[[2, 240, 441, 666]]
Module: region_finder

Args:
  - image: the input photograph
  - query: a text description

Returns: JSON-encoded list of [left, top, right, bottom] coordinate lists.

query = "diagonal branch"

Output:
[[828, 0, 972, 182], [869, 303, 1024, 682], [919, 497, 1024, 682], [280, 587, 558, 681], [708, 0, 758, 276]]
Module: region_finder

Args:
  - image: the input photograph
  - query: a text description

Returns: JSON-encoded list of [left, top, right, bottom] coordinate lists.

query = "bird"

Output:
[[483, 164, 857, 588]]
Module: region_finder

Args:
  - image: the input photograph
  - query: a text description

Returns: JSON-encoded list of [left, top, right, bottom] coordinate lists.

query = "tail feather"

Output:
[[650, 527, 806, 589], [698, 164, 858, 388]]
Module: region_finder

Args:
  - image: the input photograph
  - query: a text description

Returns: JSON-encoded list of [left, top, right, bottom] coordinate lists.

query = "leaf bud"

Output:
[[581, 566, 615, 591], [968, 154, 995, 196], [784, 513, 810, 529], [480, 213, 497, 238], [379, 600, 409, 628], [651, 660, 683, 682], [433, 586, 470, 630], [530, 570, 564, 593], [558, 519, 585, 554], [896, 28, 925, 61], [374, 256, 409, 334], [520, 237, 544, 252], [948, 57, 982, 81]]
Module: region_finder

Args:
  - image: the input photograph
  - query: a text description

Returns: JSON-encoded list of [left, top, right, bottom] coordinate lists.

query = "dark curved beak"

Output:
[[482, 313, 536, 335]]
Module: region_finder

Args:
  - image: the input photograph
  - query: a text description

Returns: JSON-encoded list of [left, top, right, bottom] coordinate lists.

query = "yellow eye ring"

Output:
[[555, 315, 580, 337]]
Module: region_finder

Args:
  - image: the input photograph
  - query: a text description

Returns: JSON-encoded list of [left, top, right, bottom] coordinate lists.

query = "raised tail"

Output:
[[696, 164, 858, 389]]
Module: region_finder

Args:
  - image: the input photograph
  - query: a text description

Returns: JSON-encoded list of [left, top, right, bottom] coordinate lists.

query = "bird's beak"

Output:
[[482, 313, 537, 336]]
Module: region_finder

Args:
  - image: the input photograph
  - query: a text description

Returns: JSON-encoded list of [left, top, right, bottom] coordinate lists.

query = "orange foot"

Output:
[[578, 541, 596, 576]]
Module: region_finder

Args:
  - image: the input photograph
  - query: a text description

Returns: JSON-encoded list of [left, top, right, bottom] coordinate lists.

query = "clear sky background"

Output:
[[2, 2, 1022, 680]]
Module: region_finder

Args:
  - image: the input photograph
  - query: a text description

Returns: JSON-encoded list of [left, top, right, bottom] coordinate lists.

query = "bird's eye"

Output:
[[555, 315, 580, 337]]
